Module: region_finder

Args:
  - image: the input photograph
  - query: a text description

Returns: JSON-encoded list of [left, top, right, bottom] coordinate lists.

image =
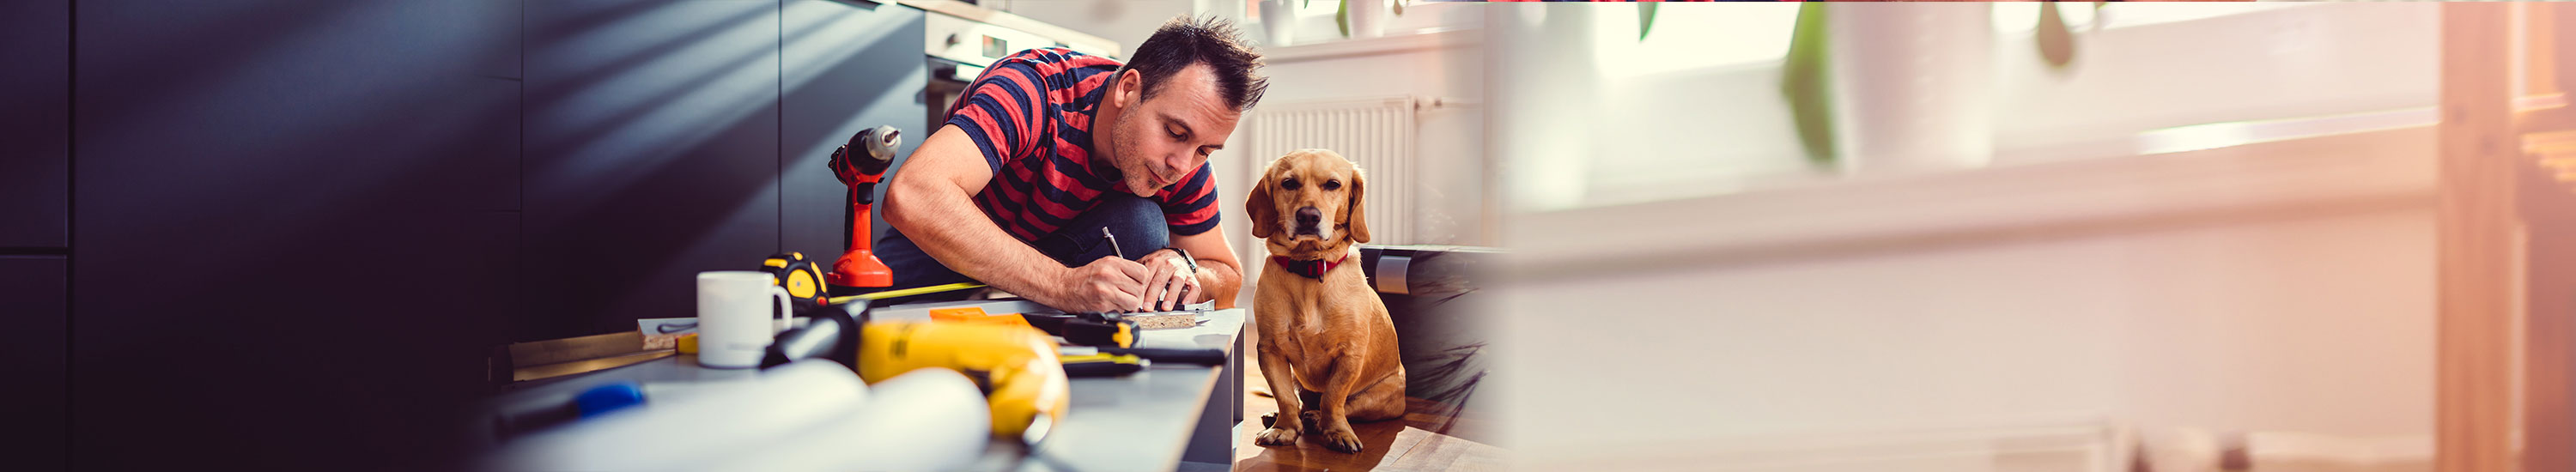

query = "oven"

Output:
[[906, 1, 1121, 130]]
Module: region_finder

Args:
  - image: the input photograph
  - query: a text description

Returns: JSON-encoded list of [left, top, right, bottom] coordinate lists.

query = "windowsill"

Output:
[[1508, 120, 2443, 280], [1263, 27, 1479, 64]]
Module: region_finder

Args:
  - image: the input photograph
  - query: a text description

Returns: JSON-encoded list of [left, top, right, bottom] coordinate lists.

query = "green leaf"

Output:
[[1638, 3, 1659, 41], [1780, 3, 1835, 165], [1337, 0, 1350, 38], [2037, 1, 2075, 70]]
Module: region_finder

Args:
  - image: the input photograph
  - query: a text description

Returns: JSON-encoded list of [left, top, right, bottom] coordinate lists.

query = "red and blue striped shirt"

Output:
[[942, 48, 1223, 241]]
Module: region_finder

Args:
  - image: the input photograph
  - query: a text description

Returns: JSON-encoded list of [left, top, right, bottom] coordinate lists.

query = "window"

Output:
[[1249, 0, 1473, 47], [1521, 3, 2435, 209]]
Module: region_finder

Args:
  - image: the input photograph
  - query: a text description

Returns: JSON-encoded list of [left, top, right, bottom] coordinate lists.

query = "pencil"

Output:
[[1103, 227, 1125, 260]]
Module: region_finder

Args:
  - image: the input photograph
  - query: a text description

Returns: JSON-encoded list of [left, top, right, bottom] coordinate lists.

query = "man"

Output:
[[879, 16, 1266, 313]]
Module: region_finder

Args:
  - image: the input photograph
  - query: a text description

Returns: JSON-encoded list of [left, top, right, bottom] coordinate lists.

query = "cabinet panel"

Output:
[[524, 0, 784, 339], [781, 0, 929, 267]]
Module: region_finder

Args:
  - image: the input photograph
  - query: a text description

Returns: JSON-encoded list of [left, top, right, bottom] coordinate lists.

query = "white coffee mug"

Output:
[[696, 270, 793, 368]]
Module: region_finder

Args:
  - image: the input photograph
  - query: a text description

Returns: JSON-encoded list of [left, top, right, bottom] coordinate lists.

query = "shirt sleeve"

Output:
[[943, 57, 1048, 172], [1154, 162, 1222, 236]]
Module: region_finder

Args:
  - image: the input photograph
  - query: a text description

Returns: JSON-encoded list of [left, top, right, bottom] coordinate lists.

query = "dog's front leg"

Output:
[[1254, 348, 1305, 446], [1312, 353, 1370, 453]]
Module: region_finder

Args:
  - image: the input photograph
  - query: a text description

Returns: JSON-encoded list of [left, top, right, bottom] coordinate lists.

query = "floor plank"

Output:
[[1232, 354, 1504, 471]]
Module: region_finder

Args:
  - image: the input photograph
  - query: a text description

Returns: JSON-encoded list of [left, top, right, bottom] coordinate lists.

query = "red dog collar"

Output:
[[1270, 254, 1348, 280]]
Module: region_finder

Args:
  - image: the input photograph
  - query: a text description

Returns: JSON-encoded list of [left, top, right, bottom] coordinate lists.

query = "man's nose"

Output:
[[1294, 207, 1321, 227]]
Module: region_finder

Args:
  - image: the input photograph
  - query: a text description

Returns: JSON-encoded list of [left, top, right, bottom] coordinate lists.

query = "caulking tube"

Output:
[[665, 368, 991, 472], [488, 360, 868, 471]]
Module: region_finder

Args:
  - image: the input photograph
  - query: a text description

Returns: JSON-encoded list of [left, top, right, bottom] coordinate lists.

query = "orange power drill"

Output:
[[826, 125, 902, 288]]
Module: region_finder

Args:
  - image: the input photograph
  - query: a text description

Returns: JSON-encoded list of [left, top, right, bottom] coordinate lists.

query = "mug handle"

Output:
[[768, 285, 795, 334]]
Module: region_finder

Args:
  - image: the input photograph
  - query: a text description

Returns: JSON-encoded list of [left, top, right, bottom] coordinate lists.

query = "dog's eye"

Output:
[[1321, 180, 1342, 191], [1280, 179, 1301, 191]]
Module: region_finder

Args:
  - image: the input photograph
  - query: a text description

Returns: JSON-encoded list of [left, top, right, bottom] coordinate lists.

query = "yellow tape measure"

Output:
[[762, 252, 832, 307], [824, 282, 987, 305]]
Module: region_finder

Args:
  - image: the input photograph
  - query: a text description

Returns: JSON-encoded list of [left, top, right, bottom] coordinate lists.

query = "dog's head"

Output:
[[1247, 149, 1368, 258]]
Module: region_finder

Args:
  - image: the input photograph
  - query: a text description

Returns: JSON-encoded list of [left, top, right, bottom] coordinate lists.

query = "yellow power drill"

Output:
[[763, 300, 1069, 443]]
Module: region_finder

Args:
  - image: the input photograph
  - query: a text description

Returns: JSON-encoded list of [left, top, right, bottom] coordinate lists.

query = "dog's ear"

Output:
[[1246, 169, 1279, 239], [1344, 165, 1370, 244]]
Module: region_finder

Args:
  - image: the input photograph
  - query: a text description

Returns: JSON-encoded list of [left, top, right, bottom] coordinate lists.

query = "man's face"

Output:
[[1107, 64, 1241, 197]]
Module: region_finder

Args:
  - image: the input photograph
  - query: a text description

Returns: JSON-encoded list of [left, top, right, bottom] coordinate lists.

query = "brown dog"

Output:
[[1246, 149, 1405, 453]]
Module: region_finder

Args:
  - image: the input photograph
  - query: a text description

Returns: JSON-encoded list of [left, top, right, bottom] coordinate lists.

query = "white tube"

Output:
[[489, 360, 870, 471], [667, 368, 992, 472]]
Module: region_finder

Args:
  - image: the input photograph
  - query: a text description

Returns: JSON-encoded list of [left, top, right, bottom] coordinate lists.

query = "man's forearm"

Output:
[[1196, 257, 1242, 309], [884, 179, 1067, 305]]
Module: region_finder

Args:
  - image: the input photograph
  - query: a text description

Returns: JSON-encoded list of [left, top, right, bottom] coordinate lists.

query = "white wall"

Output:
[[1490, 9, 2449, 460], [1492, 46, 2446, 463], [983, 0, 1198, 58], [1500, 202, 2437, 469]]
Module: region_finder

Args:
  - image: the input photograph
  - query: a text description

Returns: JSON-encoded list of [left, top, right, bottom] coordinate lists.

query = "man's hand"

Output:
[[1140, 249, 1206, 312], [1056, 257, 1151, 313]]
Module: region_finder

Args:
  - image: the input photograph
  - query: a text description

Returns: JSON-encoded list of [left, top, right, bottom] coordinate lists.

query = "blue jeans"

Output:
[[875, 194, 1170, 296]]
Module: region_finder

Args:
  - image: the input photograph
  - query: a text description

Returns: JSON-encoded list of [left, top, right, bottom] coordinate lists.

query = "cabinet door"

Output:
[[0, 0, 68, 248], [781, 0, 929, 271], [0, 257, 65, 471], [524, 0, 785, 340], [70, 1, 521, 469]]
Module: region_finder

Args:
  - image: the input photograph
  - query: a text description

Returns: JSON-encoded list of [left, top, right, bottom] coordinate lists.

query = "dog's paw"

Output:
[[1300, 410, 1325, 434], [1255, 427, 1301, 446], [1320, 425, 1364, 453]]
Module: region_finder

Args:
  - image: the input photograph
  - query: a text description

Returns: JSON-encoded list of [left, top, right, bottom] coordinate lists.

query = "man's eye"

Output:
[[1281, 179, 1301, 191], [1321, 180, 1342, 191], [1169, 130, 1185, 139]]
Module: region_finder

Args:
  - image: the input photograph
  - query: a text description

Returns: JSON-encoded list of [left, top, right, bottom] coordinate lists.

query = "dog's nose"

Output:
[[1294, 207, 1321, 227]]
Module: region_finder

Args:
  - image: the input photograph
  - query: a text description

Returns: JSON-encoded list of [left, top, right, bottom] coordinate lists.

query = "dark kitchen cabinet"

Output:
[[781, 0, 930, 276]]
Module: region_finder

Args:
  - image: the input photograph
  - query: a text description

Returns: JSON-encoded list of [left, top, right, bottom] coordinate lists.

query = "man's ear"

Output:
[[1345, 166, 1370, 244], [1246, 175, 1278, 239], [1113, 69, 1142, 108]]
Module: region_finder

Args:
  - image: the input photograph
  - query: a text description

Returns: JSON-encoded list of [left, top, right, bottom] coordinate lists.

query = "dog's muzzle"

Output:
[[1292, 207, 1323, 237]]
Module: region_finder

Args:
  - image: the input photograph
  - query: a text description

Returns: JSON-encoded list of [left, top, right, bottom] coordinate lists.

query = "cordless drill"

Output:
[[765, 300, 1071, 443], [827, 125, 902, 288]]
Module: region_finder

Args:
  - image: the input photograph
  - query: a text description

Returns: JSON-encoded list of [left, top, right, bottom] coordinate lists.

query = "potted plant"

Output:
[[1260, 0, 1298, 45], [1640, 3, 2097, 172], [1330, 0, 1412, 39]]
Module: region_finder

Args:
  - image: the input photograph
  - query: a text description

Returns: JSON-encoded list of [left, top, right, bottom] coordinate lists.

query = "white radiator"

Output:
[[1245, 96, 1420, 245]]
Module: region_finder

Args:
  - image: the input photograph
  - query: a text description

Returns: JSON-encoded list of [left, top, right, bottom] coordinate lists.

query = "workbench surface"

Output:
[[487, 304, 1244, 472]]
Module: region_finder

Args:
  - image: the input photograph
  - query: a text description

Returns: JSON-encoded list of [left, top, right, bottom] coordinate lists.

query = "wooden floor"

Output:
[[1231, 354, 1504, 472]]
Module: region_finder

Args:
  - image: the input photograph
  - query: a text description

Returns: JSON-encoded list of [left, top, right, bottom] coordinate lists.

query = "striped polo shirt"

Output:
[[942, 48, 1223, 241]]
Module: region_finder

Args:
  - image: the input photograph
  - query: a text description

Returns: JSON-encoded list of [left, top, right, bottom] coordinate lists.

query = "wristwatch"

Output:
[[1163, 247, 1199, 275]]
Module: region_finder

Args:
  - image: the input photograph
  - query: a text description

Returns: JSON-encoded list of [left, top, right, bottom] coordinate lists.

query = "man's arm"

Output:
[[883, 124, 1149, 312], [1158, 225, 1242, 309], [1135, 167, 1242, 311]]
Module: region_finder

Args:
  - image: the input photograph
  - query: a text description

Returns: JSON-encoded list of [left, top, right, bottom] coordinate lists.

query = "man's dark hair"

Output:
[[1121, 15, 1269, 112]]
